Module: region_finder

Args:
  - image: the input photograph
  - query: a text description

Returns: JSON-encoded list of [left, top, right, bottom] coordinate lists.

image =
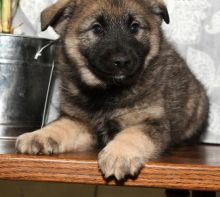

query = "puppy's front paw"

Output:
[[16, 131, 60, 155], [98, 140, 147, 180]]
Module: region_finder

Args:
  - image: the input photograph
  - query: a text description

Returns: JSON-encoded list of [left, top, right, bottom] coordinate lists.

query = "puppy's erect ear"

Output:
[[148, 0, 170, 24], [41, 0, 72, 31]]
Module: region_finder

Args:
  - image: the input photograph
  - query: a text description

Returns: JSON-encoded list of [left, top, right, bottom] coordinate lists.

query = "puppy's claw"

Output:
[[104, 173, 112, 179], [15, 132, 61, 155]]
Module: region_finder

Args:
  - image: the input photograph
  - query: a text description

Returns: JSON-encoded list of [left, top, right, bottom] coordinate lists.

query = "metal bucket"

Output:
[[0, 34, 54, 139]]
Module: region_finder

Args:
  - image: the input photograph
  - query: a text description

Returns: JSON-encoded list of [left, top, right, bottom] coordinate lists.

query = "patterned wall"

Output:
[[163, 0, 220, 143]]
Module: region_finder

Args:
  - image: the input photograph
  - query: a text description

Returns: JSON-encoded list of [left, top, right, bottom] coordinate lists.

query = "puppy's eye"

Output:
[[129, 22, 140, 34], [93, 23, 104, 35]]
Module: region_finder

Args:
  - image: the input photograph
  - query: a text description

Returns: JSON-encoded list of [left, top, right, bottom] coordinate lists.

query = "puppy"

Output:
[[16, 0, 209, 180]]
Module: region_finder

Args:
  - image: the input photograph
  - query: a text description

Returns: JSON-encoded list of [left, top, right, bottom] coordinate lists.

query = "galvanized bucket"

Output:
[[0, 34, 55, 139]]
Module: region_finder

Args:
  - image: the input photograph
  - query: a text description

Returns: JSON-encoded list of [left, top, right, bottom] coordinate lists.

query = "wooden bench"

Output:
[[0, 139, 219, 197]]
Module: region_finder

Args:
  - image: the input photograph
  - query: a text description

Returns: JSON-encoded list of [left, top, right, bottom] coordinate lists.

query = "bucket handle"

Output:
[[34, 39, 59, 60], [33, 39, 59, 127]]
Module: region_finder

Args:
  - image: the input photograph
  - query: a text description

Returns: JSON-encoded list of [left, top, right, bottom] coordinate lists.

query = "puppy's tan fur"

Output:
[[16, 118, 94, 154], [98, 126, 156, 180]]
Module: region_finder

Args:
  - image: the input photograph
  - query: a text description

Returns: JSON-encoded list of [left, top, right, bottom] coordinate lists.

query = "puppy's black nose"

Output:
[[112, 54, 132, 69]]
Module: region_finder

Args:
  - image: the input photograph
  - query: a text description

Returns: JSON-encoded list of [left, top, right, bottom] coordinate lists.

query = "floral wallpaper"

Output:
[[18, 0, 220, 144], [163, 0, 220, 143]]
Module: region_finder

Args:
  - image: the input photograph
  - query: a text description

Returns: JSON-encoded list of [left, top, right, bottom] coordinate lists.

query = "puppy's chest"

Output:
[[69, 84, 159, 123], [74, 91, 132, 122], [77, 89, 130, 114]]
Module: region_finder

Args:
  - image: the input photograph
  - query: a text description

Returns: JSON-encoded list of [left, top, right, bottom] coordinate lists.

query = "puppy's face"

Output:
[[41, 0, 169, 86]]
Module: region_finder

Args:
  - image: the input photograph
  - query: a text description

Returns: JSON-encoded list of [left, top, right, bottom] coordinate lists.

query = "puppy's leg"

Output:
[[98, 119, 170, 180], [16, 117, 94, 154]]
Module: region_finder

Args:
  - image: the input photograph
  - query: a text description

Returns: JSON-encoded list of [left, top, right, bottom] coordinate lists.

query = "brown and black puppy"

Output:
[[16, 0, 209, 180]]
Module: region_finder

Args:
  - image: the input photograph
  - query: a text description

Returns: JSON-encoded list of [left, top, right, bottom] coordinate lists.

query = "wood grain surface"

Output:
[[0, 139, 220, 191]]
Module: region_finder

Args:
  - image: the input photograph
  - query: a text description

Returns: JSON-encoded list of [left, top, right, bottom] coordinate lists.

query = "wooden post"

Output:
[[192, 191, 216, 197], [165, 189, 190, 197]]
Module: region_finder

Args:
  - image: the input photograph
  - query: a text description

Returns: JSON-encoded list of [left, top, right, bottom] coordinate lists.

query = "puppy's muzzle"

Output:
[[108, 52, 136, 77], [98, 49, 139, 79], [111, 53, 132, 70]]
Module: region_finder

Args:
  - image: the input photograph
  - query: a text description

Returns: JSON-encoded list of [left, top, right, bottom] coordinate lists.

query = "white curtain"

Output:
[[13, 0, 57, 38], [163, 0, 220, 143], [17, 0, 220, 144]]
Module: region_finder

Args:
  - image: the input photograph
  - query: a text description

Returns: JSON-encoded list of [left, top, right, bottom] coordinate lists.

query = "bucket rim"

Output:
[[0, 33, 56, 42]]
